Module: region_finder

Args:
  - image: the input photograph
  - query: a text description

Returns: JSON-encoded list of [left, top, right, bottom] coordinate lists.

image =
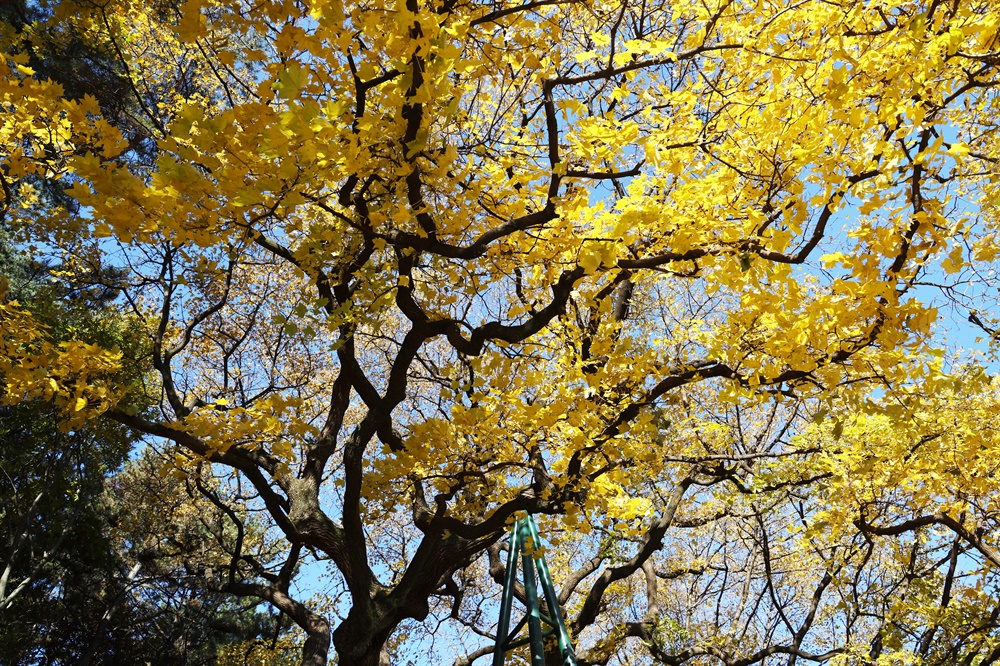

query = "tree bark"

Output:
[[332, 610, 396, 666]]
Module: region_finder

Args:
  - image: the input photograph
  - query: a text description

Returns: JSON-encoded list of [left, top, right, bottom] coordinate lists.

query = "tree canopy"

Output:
[[3, 0, 1000, 664]]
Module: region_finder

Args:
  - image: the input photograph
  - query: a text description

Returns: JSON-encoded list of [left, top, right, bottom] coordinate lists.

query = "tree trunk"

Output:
[[301, 623, 332, 666], [332, 610, 395, 666]]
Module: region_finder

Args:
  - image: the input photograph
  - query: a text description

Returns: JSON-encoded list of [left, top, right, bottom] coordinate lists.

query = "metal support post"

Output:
[[492, 515, 578, 666]]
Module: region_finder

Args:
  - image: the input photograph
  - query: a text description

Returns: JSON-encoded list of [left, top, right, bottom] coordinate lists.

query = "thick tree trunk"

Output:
[[301, 623, 332, 666], [332, 611, 394, 666]]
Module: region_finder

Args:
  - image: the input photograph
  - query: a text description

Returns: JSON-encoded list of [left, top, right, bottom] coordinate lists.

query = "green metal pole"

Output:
[[520, 518, 546, 666], [493, 515, 579, 666], [492, 519, 522, 666], [526, 515, 578, 665]]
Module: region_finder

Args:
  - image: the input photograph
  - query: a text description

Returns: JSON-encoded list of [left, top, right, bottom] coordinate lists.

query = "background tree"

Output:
[[0, 229, 149, 650], [0, 236, 290, 662], [4, 0, 1000, 665]]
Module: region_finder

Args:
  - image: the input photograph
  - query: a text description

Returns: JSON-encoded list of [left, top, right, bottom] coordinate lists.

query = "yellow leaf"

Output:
[[942, 244, 964, 274], [579, 245, 602, 274], [176, 0, 207, 41], [273, 63, 309, 100], [820, 252, 847, 268], [947, 142, 971, 158]]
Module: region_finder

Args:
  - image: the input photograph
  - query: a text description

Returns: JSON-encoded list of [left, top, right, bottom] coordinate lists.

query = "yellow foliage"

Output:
[[5, 0, 1000, 661], [0, 288, 123, 427]]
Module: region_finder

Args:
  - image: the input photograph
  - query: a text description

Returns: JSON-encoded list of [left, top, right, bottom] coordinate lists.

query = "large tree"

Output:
[[3, 0, 1000, 664]]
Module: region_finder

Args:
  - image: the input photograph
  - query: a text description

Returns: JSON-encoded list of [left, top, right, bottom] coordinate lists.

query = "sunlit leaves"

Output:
[[5, 0, 1000, 662], [0, 291, 123, 427]]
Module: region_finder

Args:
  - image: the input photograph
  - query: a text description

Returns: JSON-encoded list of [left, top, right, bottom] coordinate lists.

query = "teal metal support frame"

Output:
[[492, 515, 578, 666]]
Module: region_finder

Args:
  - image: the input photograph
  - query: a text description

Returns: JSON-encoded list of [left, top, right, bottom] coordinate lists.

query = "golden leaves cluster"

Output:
[[0, 290, 123, 427], [4, 0, 1000, 531]]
